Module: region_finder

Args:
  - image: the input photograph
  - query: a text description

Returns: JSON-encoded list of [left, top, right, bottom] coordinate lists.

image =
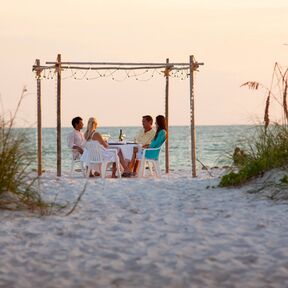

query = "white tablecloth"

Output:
[[108, 143, 139, 160]]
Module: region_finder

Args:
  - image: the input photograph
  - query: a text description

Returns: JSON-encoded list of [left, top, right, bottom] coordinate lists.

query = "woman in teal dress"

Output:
[[122, 115, 167, 177], [144, 115, 167, 160]]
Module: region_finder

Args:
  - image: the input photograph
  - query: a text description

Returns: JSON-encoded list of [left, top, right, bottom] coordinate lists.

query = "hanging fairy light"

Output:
[[33, 63, 192, 82]]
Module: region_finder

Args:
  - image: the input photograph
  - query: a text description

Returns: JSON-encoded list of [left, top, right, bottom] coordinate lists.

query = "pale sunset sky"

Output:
[[1, 0, 287, 127]]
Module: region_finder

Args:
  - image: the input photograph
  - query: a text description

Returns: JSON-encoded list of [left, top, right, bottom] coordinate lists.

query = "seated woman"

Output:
[[81, 117, 130, 178], [145, 115, 167, 159], [127, 115, 167, 176]]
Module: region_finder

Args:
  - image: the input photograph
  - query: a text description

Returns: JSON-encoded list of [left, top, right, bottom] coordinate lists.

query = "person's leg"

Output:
[[133, 160, 139, 174], [111, 162, 117, 178], [117, 149, 134, 177], [129, 146, 138, 172], [117, 149, 129, 172], [132, 146, 143, 175]]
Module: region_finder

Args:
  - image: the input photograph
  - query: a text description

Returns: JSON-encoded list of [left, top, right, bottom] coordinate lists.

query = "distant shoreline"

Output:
[[14, 124, 257, 129]]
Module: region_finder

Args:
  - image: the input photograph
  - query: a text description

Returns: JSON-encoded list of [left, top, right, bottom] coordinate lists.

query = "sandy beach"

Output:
[[1, 169, 288, 288], [1, 0, 288, 286]]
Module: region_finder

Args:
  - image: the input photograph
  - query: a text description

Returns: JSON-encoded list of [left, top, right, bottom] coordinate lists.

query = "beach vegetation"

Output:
[[0, 88, 53, 214], [220, 63, 288, 187], [280, 175, 288, 184], [220, 124, 288, 187]]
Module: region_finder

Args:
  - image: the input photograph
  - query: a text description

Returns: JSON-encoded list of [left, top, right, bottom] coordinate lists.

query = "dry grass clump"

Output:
[[0, 88, 53, 215], [221, 63, 288, 187], [220, 125, 288, 187]]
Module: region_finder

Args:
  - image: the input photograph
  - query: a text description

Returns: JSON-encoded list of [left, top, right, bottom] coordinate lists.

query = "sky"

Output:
[[0, 0, 288, 127]]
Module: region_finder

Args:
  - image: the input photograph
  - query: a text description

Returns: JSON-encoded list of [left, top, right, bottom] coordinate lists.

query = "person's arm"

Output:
[[93, 132, 109, 148], [67, 133, 74, 148], [143, 129, 156, 146], [149, 130, 166, 148], [74, 145, 83, 154], [67, 132, 83, 154]]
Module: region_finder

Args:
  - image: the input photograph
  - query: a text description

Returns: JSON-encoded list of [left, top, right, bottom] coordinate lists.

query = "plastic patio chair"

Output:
[[137, 145, 164, 178], [69, 148, 85, 177], [66, 131, 85, 177], [82, 141, 122, 179]]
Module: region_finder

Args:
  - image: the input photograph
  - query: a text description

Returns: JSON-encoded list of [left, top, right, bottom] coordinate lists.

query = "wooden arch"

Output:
[[32, 54, 203, 177]]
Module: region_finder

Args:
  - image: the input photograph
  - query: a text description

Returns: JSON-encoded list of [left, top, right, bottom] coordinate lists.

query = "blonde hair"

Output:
[[84, 117, 97, 140]]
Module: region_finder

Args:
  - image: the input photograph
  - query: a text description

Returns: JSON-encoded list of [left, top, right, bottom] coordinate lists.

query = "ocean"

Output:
[[26, 125, 256, 173]]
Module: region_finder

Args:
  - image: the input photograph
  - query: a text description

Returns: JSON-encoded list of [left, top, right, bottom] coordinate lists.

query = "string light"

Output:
[[34, 65, 192, 82]]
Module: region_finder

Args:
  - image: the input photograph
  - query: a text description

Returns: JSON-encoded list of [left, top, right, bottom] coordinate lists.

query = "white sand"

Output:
[[1, 169, 288, 288]]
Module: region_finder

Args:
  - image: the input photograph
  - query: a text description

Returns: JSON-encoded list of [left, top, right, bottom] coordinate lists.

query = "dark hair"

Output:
[[142, 115, 153, 124], [154, 115, 167, 140], [72, 117, 83, 128]]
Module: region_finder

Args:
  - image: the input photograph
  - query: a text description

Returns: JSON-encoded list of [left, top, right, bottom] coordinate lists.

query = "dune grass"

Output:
[[0, 89, 52, 214], [220, 63, 288, 187], [220, 124, 288, 187]]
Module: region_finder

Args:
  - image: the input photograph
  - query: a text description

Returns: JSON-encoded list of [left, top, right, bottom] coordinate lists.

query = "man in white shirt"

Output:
[[134, 115, 156, 146], [128, 115, 155, 175], [67, 116, 86, 159]]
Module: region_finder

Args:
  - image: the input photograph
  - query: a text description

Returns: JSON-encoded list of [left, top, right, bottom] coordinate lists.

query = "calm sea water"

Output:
[[25, 125, 256, 173]]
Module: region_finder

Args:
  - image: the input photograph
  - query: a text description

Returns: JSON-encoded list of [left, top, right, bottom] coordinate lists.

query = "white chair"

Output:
[[81, 141, 121, 179], [138, 146, 164, 178], [69, 148, 85, 177]]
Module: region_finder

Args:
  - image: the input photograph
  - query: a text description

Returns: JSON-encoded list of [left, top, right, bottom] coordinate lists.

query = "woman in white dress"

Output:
[[81, 117, 130, 178]]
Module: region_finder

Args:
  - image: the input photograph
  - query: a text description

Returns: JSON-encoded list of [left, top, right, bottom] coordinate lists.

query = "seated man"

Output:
[[128, 115, 155, 175], [67, 116, 86, 159]]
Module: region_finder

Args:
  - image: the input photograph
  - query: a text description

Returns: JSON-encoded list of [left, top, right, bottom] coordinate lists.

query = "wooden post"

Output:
[[56, 54, 62, 176], [189, 55, 197, 177], [165, 58, 170, 174], [36, 59, 42, 176]]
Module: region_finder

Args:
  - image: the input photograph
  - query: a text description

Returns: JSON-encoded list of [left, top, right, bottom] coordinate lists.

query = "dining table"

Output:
[[108, 141, 140, 160]]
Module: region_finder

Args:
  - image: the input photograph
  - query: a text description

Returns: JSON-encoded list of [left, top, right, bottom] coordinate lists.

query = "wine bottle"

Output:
[[119, 129, 124, 142]]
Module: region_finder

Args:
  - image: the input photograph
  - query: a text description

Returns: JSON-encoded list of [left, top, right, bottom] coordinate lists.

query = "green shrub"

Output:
[[220, 124, 288, 187], [0, 127, 33, 193], [0, 89, 51, 213], [280, 175, 288, 184]]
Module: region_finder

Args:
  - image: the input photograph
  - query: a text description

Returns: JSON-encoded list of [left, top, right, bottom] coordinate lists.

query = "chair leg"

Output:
[[138, 160, 145, 177], [86, 166, 91, 178], [154, 161, 161, 178], [70, 160, 75, 177], [81, 162, 86, 177], [101, 163, 107, 179], [116, 161, 121, 178], [148, 161, 153, 176]]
